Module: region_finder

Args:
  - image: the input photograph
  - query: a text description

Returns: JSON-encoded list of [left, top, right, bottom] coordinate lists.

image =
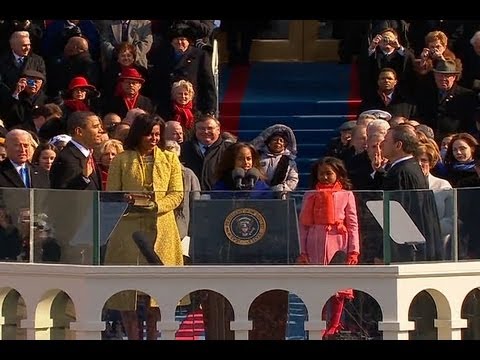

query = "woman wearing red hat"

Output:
[[104, 67, 154, 119], [62, 76, 100, 116]]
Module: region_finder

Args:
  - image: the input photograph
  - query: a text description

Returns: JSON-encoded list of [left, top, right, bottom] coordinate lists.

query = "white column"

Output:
[[159, 320, 179, 340], [435, 319, 468, 340], [230, 320, 252, 340], [305, 320, 326, 340], [379, 320, 415, 340], [70, 321, 105, 340]]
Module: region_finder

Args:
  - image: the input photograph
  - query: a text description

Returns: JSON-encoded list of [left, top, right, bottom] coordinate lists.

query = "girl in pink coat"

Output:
[[298, 156, 360, 339]]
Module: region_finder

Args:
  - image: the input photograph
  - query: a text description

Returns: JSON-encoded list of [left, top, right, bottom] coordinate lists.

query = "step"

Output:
[[296, 143, 328, 158], [221, 114, 355, 132], [221, 100, 360, 117], [234, 130, 338, 146]]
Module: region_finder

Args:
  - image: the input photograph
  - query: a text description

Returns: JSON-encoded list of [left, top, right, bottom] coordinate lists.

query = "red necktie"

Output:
[[87, 150, 96, 173]]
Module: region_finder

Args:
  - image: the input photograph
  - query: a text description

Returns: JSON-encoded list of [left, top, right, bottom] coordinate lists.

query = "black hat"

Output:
[[338, 120, 357, 131], [168, 23, 195, 42]]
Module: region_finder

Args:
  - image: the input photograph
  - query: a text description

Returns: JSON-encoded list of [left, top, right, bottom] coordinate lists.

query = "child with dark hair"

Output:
[[298, 156, 360, 339]]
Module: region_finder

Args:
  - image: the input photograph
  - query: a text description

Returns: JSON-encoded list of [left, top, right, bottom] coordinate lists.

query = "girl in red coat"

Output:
[[298, 156, 360, 339]]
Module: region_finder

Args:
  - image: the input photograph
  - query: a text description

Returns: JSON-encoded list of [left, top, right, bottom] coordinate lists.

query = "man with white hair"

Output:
[[164, 120, 184, 144], [0, 31, 46, 93], [0, 128, 49, 188], [366, 119, 390, 137]]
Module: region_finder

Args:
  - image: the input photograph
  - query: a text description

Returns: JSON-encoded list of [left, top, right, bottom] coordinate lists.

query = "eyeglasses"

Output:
[[196, 126, 218, 132]]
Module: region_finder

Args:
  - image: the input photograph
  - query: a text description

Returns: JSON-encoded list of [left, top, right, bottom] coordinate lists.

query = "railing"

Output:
[[0, 188, 480, 340]]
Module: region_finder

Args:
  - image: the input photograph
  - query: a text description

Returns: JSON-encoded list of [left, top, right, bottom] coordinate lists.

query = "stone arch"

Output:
[[101, 288, 160, 340], [461, 287, 480, 339], [185, 288, 234, 340], [0, 287, 27, 339], [173, 289, 209, 340], [342, 289, 383, 340], [35, 289, 76, 340], [408, 288, 451, 340], [284, 291, 309, 340], [248, 288, 289, 340], [319, 287, 383, 340]]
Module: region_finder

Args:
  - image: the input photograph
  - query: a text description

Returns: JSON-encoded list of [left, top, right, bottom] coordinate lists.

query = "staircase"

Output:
[[219, 62, 360, 189], [218, 62, 361, 340]]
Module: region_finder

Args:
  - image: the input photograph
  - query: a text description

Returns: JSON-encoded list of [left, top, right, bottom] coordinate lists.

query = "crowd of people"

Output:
[[0, 19, 480, 340]]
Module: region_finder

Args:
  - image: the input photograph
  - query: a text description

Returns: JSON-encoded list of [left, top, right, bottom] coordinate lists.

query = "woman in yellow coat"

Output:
[[104, 113, 183, 339]]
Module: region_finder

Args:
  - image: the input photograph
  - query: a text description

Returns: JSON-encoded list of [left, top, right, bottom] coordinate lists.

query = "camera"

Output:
[[26, 79, 35, 87]]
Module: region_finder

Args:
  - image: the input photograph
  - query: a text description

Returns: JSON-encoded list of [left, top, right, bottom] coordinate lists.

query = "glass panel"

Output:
[[383, 189, 453, 264], [0, 188, 30, 262], [32, 188, 98, 265], [354, 190, 385, 265], [255, 20, 289, 40], [455, 187, 480, 261]]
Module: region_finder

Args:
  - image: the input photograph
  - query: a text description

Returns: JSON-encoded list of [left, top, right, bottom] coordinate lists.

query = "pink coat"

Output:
[[299, 190, 360, 265]]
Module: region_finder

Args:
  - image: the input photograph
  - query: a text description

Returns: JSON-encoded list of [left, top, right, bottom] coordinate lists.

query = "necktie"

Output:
[[438, 90, 446, 102], [121, 21, 129, 42], [17, 57, 24, 68], [200, 144, 208, 155], [382, 93, 391, 106], [87, 150, 96, 173], [20, 166, 30, 188]]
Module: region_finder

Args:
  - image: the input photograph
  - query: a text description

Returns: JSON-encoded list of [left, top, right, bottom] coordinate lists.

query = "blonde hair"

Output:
[[417, 138, 441, 168], [171, 79, 195, 101], [425, 31, 448, 48], [93, 139, 124, 162]]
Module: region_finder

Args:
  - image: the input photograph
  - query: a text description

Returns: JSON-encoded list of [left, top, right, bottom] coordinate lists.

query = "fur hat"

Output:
[[168, 23, 195, 42]]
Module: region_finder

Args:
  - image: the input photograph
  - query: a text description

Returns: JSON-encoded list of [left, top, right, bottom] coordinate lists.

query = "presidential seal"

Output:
[[224, 208, 267, 245]]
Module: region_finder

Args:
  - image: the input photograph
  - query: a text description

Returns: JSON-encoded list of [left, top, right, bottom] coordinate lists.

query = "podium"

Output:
[[190, 198, 300, 264]]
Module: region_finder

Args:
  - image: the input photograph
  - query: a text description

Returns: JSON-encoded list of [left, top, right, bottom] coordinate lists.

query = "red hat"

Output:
[[68, 76, 97, 91], [119, 68, 145, 83]]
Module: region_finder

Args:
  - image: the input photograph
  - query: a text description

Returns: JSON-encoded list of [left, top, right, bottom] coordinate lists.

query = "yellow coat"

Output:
[[104, 147, 184, 310]]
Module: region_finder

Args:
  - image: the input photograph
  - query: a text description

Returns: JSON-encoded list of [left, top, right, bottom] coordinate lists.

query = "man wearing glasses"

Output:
[[180, 113, 230, 190]]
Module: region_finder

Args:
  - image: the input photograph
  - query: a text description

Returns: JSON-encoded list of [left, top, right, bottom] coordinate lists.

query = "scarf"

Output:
[[123, 93, 139, 111], [300, 181, 346, 233], [172, 101, 194, 130], [63, 99, 90, 112], [451, 160, 476, 173]]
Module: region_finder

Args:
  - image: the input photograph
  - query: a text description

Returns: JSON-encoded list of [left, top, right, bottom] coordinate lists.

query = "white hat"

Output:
[[48, 134, 71, 146], [359, 109, 392, 121]]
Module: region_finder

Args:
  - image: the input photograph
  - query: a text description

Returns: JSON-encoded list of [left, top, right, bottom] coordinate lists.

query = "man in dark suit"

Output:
[[373, 125, 442, 262], [0, 30, 46, 93], [50, 111, 103, 190], [0, 128, 50, 189], [415, 59, 479, 141]]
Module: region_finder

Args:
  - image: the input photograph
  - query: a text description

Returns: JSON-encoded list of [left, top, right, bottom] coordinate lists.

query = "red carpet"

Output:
[[175, 309, 205, 340], [219, 65, 251, 135]]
